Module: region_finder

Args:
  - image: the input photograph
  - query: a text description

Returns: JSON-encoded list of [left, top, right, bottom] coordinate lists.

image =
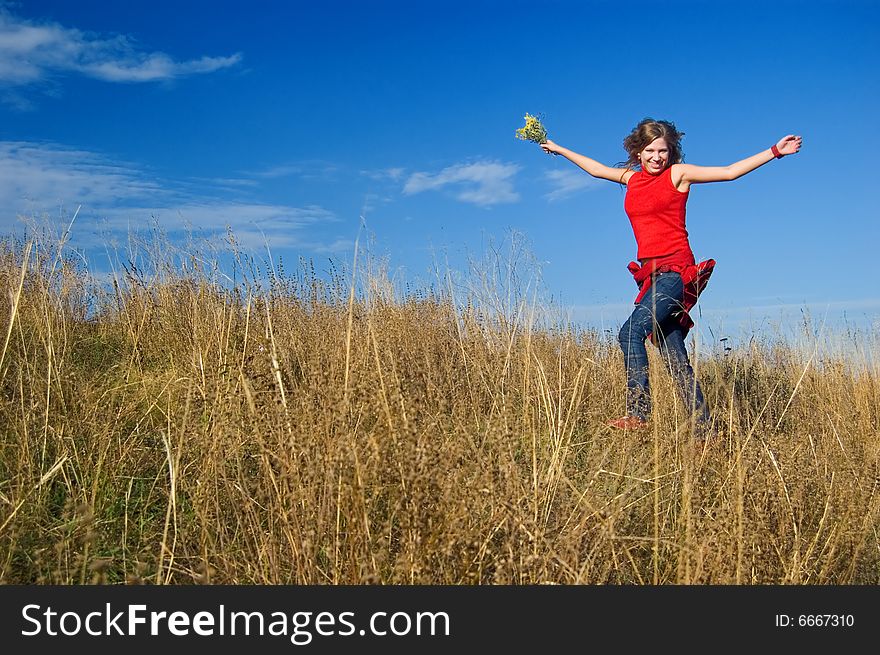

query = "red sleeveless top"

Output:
[[623, 165, 715, 340], [624, 165, 693, 265]]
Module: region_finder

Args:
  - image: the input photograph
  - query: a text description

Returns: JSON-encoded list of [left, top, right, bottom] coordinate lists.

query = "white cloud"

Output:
[[0, 9, 241, 87], [361, 167, 406, 182], [543, 169, 600, 202], [359, 169, 407, 214], [252, 165, 305, 179], [188, 177, 260, 193], [99, 202, 333, 232], [81, 53, 241, 83], [403, 160, 520, 206], [250, 163, 339, 181], [0, 141, 163, 208], [701, 298, 880, 316], [0, 141, 345, 254]]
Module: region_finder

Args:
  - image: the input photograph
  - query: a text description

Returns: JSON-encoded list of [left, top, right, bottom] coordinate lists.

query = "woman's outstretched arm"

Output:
[[541, 139, 633, 184], [675, 135, 803, 186]]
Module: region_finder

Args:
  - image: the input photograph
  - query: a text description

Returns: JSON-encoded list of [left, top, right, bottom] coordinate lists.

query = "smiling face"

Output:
[[622, 118, 685, 172], [639, 137, 670, 174]]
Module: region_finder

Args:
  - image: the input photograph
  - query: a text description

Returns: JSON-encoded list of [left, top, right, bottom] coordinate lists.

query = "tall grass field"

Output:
[[1, 229, 878, 585]]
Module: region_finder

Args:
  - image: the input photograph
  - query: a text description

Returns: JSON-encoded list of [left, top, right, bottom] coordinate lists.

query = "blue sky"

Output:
[[1, 0, 877, 345]]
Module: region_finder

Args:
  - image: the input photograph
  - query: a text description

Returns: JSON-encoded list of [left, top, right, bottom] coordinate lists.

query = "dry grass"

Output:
[[0, 229, 878, 585]]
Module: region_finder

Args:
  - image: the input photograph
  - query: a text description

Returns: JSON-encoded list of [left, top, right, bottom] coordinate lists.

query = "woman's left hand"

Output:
[[776, 135, 803, 156]]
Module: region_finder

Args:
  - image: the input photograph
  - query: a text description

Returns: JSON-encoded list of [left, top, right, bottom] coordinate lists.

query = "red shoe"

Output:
[[607, 416, 649, 430]]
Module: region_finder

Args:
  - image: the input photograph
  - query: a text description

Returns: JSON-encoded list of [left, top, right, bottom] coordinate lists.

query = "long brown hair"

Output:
[[618, 118, 685, 171]]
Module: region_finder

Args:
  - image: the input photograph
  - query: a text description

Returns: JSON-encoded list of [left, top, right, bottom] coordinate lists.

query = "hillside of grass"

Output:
[[0, 232, 878, 584]]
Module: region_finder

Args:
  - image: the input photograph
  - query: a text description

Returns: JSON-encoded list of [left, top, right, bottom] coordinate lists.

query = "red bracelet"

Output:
[[771, 144, 784, 159]]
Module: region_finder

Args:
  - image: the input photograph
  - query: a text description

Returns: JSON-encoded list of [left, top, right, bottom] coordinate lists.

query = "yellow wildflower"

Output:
[[515, 113, 548, 144]]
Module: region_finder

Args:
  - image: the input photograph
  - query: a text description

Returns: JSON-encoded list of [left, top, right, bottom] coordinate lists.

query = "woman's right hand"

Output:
[[540, 139, 562, 155]]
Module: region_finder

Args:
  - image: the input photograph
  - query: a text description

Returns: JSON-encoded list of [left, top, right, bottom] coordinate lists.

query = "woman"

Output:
[[540, 118, 802, 437]]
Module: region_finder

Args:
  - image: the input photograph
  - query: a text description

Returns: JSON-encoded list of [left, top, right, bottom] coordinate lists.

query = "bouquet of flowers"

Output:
[[515, 113, 548, 144]]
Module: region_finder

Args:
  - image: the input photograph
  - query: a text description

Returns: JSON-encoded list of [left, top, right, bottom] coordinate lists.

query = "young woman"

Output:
[[540, 118, 802, 437]]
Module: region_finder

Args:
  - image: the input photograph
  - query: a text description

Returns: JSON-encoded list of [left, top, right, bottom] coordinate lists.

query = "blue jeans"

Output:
[[618, 271, 710, 428]]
